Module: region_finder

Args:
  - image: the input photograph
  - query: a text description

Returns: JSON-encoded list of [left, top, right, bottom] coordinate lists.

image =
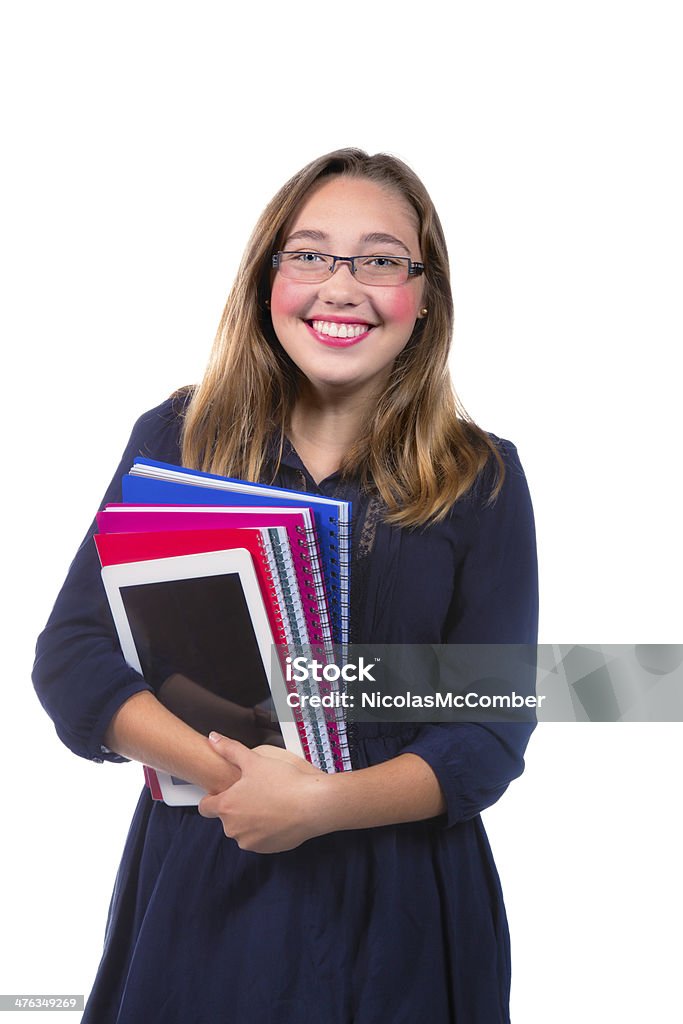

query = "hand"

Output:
[[197, 732, 328, 854]]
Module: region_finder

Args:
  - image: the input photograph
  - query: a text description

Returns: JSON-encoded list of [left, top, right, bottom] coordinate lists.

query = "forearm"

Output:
[[104, 691, 239, 795], [311, 753, 447, 834]]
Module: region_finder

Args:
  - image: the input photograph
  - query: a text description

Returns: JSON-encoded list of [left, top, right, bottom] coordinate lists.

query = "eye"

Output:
[[293, 251, 325, 263], [362, 256, 404, 268]]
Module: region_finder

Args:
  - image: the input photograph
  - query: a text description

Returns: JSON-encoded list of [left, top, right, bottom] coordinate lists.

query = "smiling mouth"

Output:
[[306, 319, 376, 339]]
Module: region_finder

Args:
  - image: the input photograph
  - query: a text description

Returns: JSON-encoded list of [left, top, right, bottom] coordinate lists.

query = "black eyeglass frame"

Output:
[[271, 251, 425, 284]]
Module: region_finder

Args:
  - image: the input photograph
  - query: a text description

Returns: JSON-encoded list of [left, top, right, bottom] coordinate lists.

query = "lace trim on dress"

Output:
[[357, 495, 383, 560]]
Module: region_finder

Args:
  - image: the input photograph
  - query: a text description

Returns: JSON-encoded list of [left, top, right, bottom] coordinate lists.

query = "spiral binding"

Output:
[[292, 523, 331, 647], [265, 529, 309, 642], [267, 510, 355, 773], [254, 532, 286, 641], [260, 530, 337, 773], [301, 513, 351, 770], [264, 525, 351, 773], [325, 512, 351, 649], [262, 520, 349, 773], [323, 512, 352, 769], [299, 522, 334, 648], [254, 531, 316, 768]]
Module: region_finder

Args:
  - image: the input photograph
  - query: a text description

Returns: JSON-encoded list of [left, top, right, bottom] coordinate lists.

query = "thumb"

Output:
[[208, 731, 251, 768]]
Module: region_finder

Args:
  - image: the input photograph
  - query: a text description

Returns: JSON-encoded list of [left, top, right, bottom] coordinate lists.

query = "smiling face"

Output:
[[269, 175, 425, 403]]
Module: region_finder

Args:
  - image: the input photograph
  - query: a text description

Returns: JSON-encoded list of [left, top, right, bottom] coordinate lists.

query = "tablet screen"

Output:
[[120, 572, 277, 737]]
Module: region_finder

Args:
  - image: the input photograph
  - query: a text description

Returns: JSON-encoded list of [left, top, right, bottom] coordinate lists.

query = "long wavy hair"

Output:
[[180, 148, 505, 527]]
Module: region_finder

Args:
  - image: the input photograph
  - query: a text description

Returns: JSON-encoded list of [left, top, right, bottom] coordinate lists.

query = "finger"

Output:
[[252, 746, 321, 773], [252, 745, 301, 763], [208, 731, 251, 768], [197, 794, 221, 819]]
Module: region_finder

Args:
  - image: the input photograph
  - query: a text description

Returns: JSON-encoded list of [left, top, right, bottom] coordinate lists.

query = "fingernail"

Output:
[[209, 731, 222, 743]]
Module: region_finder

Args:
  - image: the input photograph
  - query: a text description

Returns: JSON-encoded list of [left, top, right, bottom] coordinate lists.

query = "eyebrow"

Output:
[[284, 229, 412, 256], [361, 232, 411, 256]]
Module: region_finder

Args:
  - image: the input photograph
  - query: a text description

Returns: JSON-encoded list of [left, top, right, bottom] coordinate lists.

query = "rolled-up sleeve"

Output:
[[32, 399, 181, 763], [399, 439, 539, 827]]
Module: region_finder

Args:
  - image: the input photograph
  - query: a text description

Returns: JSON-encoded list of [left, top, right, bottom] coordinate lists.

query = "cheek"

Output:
[[380, 288, 421, 325], [270, 277, 305, 320]]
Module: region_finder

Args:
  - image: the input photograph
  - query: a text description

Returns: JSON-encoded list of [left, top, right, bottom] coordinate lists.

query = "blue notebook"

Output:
[[122, 457, 351, 647]]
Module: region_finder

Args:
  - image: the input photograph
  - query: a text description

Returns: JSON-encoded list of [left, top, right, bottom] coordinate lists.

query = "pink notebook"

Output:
[[98, 504, 331, 648]]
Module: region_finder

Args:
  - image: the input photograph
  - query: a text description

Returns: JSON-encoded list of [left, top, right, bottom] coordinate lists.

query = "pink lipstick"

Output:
[[304, 317, 376, 348]]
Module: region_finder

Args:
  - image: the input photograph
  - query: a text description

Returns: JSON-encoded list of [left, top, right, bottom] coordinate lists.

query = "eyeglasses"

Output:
[[271, 251, 425, 287]]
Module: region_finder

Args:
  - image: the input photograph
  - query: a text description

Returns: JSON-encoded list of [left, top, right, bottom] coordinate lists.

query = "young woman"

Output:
[[33, 148, 538, 1023]]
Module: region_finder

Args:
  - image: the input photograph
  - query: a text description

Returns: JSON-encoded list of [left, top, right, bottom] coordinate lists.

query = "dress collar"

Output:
[[266, 431, 345, 488]]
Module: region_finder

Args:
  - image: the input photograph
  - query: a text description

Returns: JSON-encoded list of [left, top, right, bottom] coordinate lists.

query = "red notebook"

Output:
[[95, 527, 317, 798], [95, 527, 288, 646]]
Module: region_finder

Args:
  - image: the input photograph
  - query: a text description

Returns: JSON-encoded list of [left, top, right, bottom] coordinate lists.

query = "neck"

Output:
[[285, 390, 374, 486], [289, 389, 370, 452]]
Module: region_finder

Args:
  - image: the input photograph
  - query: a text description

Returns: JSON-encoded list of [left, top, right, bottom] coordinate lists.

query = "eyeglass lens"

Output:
[[278, 252, 412, 286]]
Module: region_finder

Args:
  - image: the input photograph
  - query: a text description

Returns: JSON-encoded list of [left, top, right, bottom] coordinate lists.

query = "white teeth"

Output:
[[311, 320, 371, 338]]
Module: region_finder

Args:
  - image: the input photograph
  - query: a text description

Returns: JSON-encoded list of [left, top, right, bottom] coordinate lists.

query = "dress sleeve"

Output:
[[398, 439, 539, 827], [32, 400, 182, 763]]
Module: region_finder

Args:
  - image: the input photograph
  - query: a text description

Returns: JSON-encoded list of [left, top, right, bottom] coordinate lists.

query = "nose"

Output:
[[316, 260, 366, 305]]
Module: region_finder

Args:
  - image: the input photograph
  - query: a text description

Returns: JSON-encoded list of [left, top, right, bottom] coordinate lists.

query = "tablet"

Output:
[[101, 549, 304, 805]]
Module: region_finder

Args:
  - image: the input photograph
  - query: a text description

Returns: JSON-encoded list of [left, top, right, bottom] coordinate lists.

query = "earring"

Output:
[[264, 298, 271, 308], [419, 307, 428, 317]]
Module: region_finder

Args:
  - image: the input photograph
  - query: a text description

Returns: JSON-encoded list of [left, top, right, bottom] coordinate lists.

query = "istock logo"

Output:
[[285, 656, 377, 683]]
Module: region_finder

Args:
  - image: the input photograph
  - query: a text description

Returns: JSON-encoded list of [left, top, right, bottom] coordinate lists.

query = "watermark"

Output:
[[270, 644, 683, 723], [0, 995, 84, 1011], [358, 690, 545, 710], [285, 655, 378, 684]]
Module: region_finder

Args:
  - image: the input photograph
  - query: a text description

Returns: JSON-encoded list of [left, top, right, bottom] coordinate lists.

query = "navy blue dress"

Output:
[[33, 396, 539, 1024]]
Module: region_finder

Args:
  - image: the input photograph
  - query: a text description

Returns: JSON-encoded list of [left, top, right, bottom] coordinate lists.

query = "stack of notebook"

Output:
[[95, 457, 352, 805]]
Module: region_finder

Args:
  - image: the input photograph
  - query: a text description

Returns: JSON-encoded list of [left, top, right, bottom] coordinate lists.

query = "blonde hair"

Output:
[[180, 148, 505, 527]]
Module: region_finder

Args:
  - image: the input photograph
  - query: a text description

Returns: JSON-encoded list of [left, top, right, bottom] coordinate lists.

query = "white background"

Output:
[[1, 1, 681, 1020]]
